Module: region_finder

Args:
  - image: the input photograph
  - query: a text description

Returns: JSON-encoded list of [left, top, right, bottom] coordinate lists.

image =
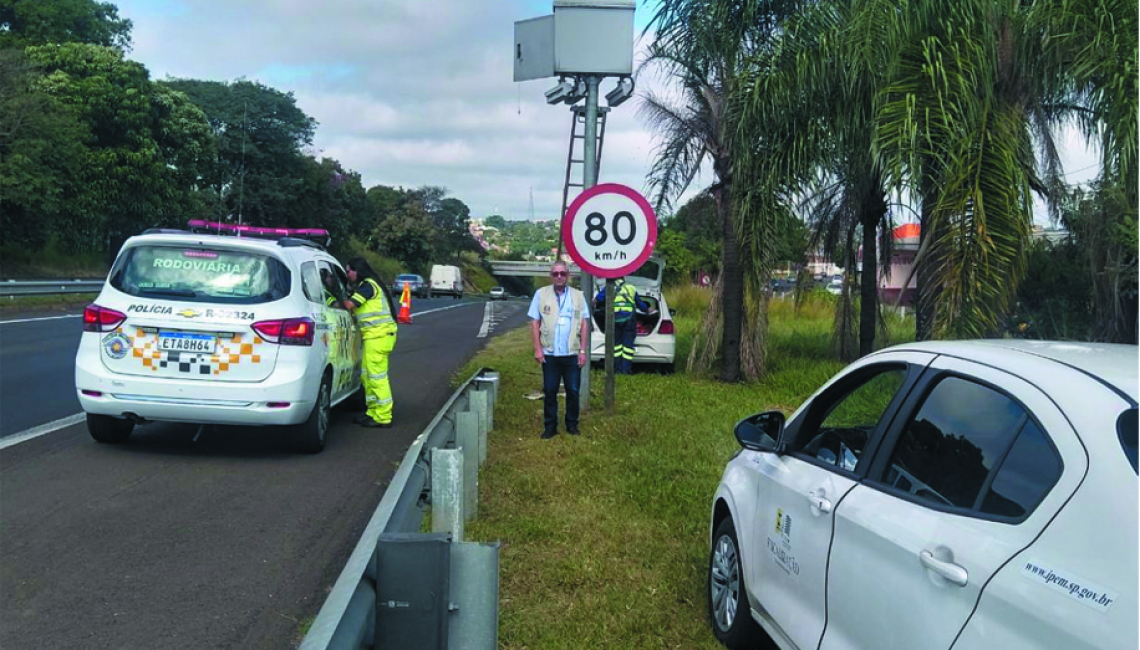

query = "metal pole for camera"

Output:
[[515, 1, 636, 415], [580, 76, 599, 413]]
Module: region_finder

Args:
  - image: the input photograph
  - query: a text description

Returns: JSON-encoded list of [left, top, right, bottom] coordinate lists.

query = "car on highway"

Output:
[[825, 278, 844, 295], [430, 264, 463, 299], [707, 340, 1137, 650], [589, 256, 676, 372], [392, 273, 428, 299], [489, 286, 507, 301], [75, 220, 364, 453]]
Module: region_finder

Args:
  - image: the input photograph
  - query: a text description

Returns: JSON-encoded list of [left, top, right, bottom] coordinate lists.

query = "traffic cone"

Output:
[[397, 281, 413, 324]]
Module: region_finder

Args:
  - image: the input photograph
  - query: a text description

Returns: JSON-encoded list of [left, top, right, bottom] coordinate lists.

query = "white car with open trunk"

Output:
[[74, 220, 363, 453], [589, 256, 676, 372]]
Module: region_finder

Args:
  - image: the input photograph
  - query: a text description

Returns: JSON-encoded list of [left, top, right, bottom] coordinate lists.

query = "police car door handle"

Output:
[[920, 550, 968, 587], [807, 490, 832, 514]]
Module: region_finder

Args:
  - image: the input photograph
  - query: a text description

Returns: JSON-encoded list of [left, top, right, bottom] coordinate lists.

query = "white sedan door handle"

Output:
[[920, 550, 968, 587], [807, 490, 832, 514]]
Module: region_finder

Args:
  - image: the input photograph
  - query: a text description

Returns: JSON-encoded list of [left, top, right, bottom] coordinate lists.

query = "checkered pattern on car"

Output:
[[129, 328, 264, 375]]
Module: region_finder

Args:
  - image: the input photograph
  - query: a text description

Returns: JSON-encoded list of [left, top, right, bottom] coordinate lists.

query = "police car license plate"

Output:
[[158, 331, 216, 353]]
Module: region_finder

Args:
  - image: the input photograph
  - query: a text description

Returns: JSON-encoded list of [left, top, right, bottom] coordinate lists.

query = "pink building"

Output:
[[879, 223, 919, 305]]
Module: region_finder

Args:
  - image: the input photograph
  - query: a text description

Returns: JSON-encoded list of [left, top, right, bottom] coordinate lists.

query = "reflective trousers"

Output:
[[614, 317, 636, 374], [362, 332, 396, 424]]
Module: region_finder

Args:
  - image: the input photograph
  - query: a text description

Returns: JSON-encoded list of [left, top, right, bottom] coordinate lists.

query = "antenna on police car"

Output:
[[237, 101, 249, 234]]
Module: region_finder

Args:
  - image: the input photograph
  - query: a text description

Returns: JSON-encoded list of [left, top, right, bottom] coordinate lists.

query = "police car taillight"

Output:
[[83, 304, 127, 332], [252, 318, 315, 346], [658, 320, 675, 335]]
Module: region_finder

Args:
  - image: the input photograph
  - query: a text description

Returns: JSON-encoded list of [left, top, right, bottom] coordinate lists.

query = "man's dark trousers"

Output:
[[542, 355, 580, 433], [616, 316, 636, 374]]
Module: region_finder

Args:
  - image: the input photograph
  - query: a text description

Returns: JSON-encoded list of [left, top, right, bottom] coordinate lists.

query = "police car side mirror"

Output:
[[734, 410, 785, 452]]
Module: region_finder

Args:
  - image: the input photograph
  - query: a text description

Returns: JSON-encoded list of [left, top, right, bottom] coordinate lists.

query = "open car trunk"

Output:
[[592, 294, 661, 335]]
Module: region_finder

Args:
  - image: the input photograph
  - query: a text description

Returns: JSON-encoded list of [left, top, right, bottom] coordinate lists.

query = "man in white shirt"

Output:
[[528, 261, 590, 439]]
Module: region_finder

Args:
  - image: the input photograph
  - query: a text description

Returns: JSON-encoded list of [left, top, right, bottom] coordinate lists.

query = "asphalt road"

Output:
[[0, 296, 529, 649]]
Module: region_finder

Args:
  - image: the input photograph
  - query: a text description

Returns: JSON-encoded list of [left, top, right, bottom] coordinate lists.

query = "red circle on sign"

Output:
[[562, 183, 657, 278]]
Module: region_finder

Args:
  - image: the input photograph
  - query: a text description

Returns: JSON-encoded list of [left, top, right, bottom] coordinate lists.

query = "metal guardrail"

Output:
[[301, 368, 500, 650], [0, 279, 104, 297]]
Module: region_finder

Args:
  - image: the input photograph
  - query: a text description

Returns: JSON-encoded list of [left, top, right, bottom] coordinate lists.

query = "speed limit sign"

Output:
[[562, 183, 657, 279]]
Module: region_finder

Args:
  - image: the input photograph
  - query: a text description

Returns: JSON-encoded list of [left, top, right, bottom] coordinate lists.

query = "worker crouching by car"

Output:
[[594, 277, 648, 374], [343, 258, 397, 428]]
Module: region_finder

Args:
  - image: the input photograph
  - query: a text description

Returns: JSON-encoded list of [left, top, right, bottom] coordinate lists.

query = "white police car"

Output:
[[709, 340, 1137, 650], [75, 220, 363, 453]]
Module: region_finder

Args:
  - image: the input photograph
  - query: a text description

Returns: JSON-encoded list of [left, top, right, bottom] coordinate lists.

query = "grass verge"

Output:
[[456, 289, 913, 649], [0, 293, 98, 314]]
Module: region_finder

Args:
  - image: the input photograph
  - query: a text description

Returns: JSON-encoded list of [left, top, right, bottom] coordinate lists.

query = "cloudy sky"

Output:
[[114, 0, 680, 222], [115, 0, 1099, 225]]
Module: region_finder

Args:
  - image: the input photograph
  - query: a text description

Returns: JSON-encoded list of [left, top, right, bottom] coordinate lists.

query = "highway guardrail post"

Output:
[[456, 411, 480, 522], [470, 390, 490, 440], [446, 541, 500, 650], [430, 448, 464, 541]]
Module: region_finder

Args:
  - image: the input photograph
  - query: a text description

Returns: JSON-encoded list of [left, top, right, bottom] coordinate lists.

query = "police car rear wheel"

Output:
[[87, 414, 134, 444], [293, 376, 330, 454]]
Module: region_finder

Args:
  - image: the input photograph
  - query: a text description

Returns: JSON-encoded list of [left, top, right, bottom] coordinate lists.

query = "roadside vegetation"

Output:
[[0, 293, 98, 314], [457, 287, 912, 648]]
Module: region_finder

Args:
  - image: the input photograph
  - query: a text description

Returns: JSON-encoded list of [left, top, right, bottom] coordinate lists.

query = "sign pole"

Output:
[[579, 75, 599, 413], [604, 278, 615, 412]]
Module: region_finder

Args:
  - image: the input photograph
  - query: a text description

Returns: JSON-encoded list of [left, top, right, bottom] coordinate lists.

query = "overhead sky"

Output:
[[115, 0, 1098, 225]]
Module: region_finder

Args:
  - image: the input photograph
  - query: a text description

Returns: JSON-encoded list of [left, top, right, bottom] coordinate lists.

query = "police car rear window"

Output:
[[110, 245, 290, 304]]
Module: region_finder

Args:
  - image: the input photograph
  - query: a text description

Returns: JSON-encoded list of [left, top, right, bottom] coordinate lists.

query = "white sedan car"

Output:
[[709, 340, 1137, 650], [589, 256, 676, 371]]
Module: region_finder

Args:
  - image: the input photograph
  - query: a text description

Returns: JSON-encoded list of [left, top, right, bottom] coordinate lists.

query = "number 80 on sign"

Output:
[[562, 183, 658, 279]]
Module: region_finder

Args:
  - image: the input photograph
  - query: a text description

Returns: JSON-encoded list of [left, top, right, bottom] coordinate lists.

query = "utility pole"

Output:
[[579, 76, 599, 413]]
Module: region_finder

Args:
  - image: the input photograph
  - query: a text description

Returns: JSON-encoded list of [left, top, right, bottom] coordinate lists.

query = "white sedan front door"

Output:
[[751, 362, 915, 650], [820, 358, 1086, 650]]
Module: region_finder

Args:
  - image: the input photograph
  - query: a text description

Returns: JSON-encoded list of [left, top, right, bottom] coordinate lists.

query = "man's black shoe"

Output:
[[353, 414, 372, 425], [540, 429, 559, 439], [362, 419, 393, 429], [567, 427, 580, 436]]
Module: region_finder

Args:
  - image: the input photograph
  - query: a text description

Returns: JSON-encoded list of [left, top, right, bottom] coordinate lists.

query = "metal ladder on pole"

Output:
[[556, 105, 609, 260]]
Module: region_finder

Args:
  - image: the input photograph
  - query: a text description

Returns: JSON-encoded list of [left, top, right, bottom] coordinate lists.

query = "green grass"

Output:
[[0, 293, 98, 313], [456, 288, 914, 649]]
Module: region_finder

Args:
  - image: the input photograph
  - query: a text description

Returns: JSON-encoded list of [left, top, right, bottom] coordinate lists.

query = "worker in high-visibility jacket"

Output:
[[594, 277, 649, 374], [343, 257, 398, 428]]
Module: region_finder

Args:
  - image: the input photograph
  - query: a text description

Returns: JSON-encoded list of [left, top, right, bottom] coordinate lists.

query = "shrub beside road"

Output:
[[457, 287, 913, 648]]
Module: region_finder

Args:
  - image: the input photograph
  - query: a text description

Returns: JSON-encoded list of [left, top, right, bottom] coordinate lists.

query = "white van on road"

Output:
[[430, 264, 463, 299], [74, 221, 362, 453]]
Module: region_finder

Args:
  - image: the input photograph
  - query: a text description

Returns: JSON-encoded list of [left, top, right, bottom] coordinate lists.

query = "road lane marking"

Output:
[[0, 314, 83, 325], [0, 413, 85, 450], [412, 302, 482, 317], [477, 302, 493, 338]]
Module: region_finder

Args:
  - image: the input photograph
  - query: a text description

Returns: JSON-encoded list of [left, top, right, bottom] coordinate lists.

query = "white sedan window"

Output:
[[796, 367, 907, 472], [880, 376, 1062, 519]]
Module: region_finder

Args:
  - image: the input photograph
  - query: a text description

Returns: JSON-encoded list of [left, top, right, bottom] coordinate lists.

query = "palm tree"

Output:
[[873, 0, 1123, 339], [644, 0, 800, 381], [734, 0, 898, 358]]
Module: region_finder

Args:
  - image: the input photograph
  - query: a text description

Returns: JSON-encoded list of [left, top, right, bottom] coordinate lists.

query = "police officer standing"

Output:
[[594, 276, 648, 374], [343, 258, 398, 428]]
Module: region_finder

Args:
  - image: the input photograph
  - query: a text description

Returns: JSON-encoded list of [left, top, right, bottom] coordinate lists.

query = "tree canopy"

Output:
[[0, 0, 133, 49]]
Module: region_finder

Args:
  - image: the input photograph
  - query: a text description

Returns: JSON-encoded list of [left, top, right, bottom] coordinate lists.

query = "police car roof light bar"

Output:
[[186, 220, 331, 248]]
